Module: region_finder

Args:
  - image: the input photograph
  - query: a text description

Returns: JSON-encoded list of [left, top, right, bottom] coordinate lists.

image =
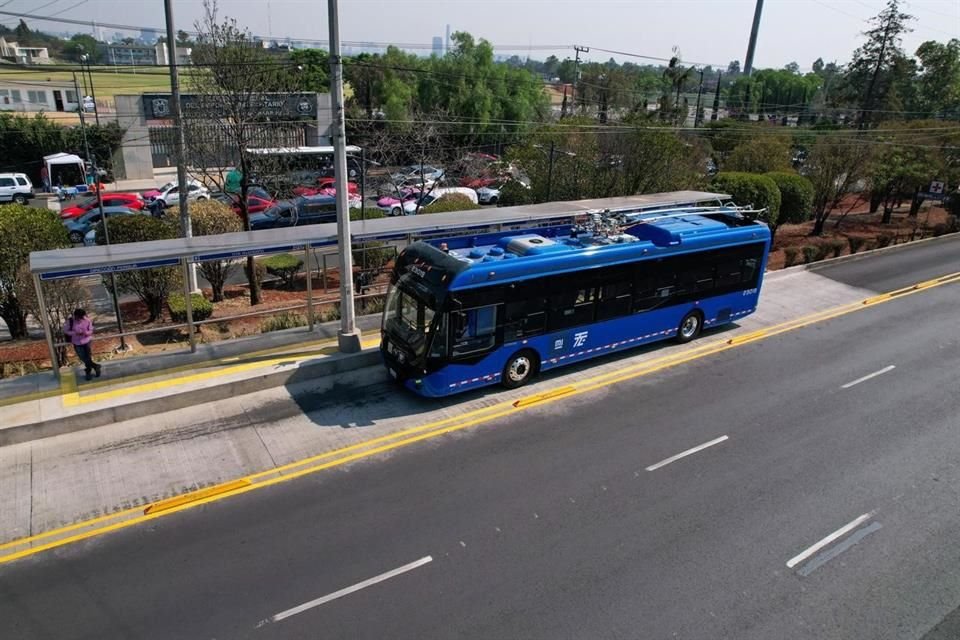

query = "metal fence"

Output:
[[148, 124, 309, 169]]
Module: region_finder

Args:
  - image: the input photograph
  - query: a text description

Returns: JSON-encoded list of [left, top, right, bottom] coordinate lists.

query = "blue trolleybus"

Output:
[[380, 204, 771, 397]]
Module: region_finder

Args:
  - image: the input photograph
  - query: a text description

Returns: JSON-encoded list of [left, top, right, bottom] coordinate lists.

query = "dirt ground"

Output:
[[765, 200, 953, 270]]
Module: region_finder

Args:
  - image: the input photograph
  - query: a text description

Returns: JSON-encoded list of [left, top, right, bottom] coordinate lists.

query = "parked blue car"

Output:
[[249, 194, 339, 230], [64, 206, 142, 244]]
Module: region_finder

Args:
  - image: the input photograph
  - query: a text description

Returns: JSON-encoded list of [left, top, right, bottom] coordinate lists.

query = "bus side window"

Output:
[[452, 305, 498, 356], [634, 264, 665, 312], [548, 287, 595, 331], [597, 281, 632, 320], [741, 256, 759, 286], [504, 298, 546, 340]]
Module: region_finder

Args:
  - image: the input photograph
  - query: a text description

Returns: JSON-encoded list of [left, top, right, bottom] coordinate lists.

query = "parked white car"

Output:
[[476, 179, 531, 205], [149, 179, 210, 209], [395, 186, 478, 215], [0, 173, 34, 204], [390, 164, 445, 184]]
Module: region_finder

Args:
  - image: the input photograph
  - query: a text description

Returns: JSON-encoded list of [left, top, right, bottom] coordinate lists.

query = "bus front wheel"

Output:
[[675, 310, 703, 344], [502, 350, 539, 389]]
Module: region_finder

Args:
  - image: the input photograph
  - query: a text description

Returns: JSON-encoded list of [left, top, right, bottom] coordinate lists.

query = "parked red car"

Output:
[[60, 192, 144, 219], [293, 179, 359, 196], [212, 188, 277, 215]]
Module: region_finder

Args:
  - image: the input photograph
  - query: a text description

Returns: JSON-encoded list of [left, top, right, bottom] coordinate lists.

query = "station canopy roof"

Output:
[[31, 191, 729, 280]]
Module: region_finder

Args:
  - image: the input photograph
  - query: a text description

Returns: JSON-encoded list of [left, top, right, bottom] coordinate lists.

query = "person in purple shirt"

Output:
[[63, 308, 101, 380]]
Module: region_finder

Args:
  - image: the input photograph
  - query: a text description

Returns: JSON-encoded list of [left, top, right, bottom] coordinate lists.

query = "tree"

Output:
[[15, 267, 89, 367], [866, 124, 942, 223], [95, 216, 180, 322], [725, 135, 793, 173], [176, 29, 191, 45], [727, 60, 742, 76], [764, 171, 815, 239], [174, 199, 242, 301], [710, 172, 781, 227], [805, 135, 872, 235], [914, 39, 960, 118], [844, 0, 914, 127], [62, 34, 103, 63], [0, 204, 71, 339], [187, 0, 305, 305]]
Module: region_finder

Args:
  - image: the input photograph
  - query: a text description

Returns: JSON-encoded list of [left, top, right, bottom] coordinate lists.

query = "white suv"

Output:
[[0, 173, 34, 204]]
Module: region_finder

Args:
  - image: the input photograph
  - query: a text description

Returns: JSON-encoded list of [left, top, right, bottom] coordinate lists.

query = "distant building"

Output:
[[0, 79, 79, 112], [432, 36, 443, 57], [445, 24, 451, 54], [155, 42, 192, 65], [104, 43, 157, 66], [139, 28, 160, 44], [0, 37, 51, 65], [103, 41, 191, 66]]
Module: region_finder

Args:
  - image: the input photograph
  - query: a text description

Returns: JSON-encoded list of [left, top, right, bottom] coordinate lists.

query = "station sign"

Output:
[[142, 93, 319, 120], [39, 258, 181, 280]]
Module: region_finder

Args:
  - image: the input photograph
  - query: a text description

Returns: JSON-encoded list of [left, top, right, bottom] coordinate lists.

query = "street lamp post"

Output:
[[79, 51, 99, 126], [328, 0, 361, 353]]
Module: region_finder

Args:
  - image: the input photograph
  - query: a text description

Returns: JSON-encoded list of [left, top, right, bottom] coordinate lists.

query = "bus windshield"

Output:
[[383, 280, 437, 358]]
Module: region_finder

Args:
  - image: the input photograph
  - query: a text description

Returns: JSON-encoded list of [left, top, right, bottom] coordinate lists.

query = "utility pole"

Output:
[[163, 0, 198, 292], [328, 0, 361, 353], [693, 69, 704, 127], [711, 71, 722, 121], [74, 71, 126, 351], [744, 0, 764, 76], [572, 45, 588, 115], [80, 52, 99, 125]]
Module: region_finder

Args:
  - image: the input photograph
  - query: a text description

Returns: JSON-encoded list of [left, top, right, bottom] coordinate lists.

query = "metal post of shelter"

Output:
[[322, 253, 329, 293], [181, 258, 196, 353], [305, 245, 315, 331], [34, 273, 60, 381]]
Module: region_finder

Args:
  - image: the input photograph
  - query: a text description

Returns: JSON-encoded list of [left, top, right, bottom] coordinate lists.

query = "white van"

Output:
[[0, 173, 34, 204]]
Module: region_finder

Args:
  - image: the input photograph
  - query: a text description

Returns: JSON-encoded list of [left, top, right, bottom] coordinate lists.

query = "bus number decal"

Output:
[[742, 288, 758, 296]]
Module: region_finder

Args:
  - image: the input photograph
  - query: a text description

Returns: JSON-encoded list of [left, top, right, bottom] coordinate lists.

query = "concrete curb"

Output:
[[0, 348, 381, 447]]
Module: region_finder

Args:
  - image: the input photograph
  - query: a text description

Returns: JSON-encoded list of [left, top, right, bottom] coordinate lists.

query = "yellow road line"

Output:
[[2, 272, 959, 565], [144, 479, 252, 515]]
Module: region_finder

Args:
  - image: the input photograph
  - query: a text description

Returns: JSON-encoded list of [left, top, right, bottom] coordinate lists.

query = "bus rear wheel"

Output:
[[502, 350, 539, 389], [675, 310, 703, 344]]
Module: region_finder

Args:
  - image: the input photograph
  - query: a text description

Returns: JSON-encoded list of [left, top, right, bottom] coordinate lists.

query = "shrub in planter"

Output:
[[263, 253, 303, 289], [783, 247, 799, 267], [829, 239, 845, 257], [801, 245, 821, 264], [168, 292, 213, 323], [260, 312, 307, 333], [848, 236, 866, 253]]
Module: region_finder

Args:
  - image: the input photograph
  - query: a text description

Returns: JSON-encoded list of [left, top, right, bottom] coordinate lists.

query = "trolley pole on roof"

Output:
[[163, 0, 198, 293], [328, 0, 361, 352]]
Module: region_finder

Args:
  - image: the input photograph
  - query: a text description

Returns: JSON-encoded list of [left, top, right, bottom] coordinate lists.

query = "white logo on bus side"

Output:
[[573, 331, 589, 348]]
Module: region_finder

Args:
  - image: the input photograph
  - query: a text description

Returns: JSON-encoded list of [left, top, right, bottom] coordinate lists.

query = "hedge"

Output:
[[711, 172, 781, 226], [764, 171, 814, 227], [168, 292, 213, 323], [262, 253, 303, 289]]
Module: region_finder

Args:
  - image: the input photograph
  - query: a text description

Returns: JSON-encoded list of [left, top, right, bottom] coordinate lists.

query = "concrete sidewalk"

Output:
[[0, 314, 383, 446]]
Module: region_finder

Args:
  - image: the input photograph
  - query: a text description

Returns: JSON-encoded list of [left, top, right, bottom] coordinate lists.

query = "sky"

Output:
[[6, 0, 960, 70]]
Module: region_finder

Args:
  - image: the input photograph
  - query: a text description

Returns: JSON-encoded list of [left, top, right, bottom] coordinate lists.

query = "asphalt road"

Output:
[[3, 237, 960, 639]]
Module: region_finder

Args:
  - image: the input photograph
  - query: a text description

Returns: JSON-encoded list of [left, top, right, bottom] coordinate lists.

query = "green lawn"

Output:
[[1, 67, 177, 94]]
